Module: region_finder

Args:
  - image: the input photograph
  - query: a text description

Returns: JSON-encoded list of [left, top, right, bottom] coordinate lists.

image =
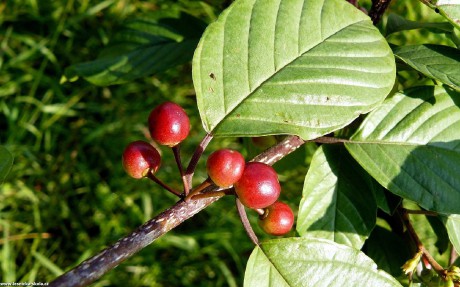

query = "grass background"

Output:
[[0, 0, 456, 286]]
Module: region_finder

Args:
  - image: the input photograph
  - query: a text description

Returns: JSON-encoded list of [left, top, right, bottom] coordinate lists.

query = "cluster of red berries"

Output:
[[122, 101, 294, 236], [122, 102, 190, 178], [207, 150, 294, 236]]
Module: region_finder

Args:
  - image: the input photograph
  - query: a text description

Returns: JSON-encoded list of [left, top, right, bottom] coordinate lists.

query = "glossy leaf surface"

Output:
[[297, 145, 377, 249], [346, 86, 460, 214], [193, 0, 395, 138], [244, 238, 402, 287], [445, 214, 460, 254], [393, 45, 460, 91]]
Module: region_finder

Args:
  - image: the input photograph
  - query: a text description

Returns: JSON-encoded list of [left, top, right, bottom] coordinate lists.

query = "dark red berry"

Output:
[[148, 102, 190, 147], [234, 162, 281, 209], [122, 141, 161, 179], [206, 149, 245, 187], [258, 202, 294, 236]]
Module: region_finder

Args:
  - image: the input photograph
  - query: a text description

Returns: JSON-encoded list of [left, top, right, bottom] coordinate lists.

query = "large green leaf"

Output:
[[193, 0, 395, 138], [64, 11, 206, 86], [345, 85, 460, 214], [244, 238, 402, 287], [393, 45, 460, 92], [426, 216, 450, 254], [445, 214, 460, 254], [0, 146, 13, 184], [297, 145, 377, 249]]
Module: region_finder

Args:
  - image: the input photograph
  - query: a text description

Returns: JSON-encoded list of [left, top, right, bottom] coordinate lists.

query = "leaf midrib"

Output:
[[211, 12, 371, 133]]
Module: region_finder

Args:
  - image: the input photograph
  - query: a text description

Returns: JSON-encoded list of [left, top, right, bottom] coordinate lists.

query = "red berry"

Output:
[[258, 202, 294, 236], [122, 141, 161, 179], [234, 162, 281, 209], [148, 102, 190, 146], [206, 149, 245, 187]]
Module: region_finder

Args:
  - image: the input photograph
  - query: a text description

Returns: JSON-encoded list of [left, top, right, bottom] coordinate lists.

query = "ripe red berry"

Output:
[[234, 162, 281, 209], [206, 149, 245, 187], [148, 102, 190, 147], [258, 202, 294, 236], [122, 141, 161, 179]]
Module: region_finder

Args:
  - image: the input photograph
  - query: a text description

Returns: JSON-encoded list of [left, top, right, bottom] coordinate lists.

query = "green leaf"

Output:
[[445, 214, 460, 254], [64, 11, 206, 86], [426, 216, 450, 254], [364, 226, 410, 277], [393, 45, 460, 92], [345, 85, 460, 214], [244, 238, 402, 287], [0, 146, 13, 184], [297, 145, 377, 249], [374, 189, 401, 215], [193, 0, 395, 138], [386, 13, 454, 36], [423, 1, 460, 30]]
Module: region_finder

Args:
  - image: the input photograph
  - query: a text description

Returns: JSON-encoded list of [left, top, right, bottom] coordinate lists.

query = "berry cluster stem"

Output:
[[183, 133, 213, 195], [236, 198, 259, 246], [49, 134, 307, 287], [184, 178, 213, 201], [400, 207, 446, 277], [172, 144, 189, 194], [146, 169, 182, 198]]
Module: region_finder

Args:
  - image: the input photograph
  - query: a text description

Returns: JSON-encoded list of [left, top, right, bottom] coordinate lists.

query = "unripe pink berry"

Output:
[[122, 141, 161, 179], [206, 149, 245, 187]]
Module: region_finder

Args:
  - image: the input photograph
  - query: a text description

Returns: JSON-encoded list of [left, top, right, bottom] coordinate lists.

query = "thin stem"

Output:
[[255, 208, 265, 216], [190, 190, 228, 200], [184, 178, 213, 202], [449, 244, 458, 266], [184, 133, 213, 195], [172, 144, 189, 194], [145, 169, 182, 198], [400, 208, 446, 276], [403, 208, 438, 216], [236, 198, 259, 246], [313, 136, 348, 145]]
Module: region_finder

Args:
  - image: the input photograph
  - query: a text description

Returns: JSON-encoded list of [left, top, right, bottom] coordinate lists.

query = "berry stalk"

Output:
[[49, 135, 306, 287]]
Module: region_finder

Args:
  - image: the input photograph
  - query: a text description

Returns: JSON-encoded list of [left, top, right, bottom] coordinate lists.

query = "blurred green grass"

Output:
[[0, 0, 257, 285], [0, 0, 455, 286]]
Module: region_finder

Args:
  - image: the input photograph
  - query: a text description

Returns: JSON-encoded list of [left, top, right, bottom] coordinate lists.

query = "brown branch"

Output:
[[400, 208, 446, 277], [402, 208, 438, 216], [369, 0, 393, 24], [49, 135, 307, 287]]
